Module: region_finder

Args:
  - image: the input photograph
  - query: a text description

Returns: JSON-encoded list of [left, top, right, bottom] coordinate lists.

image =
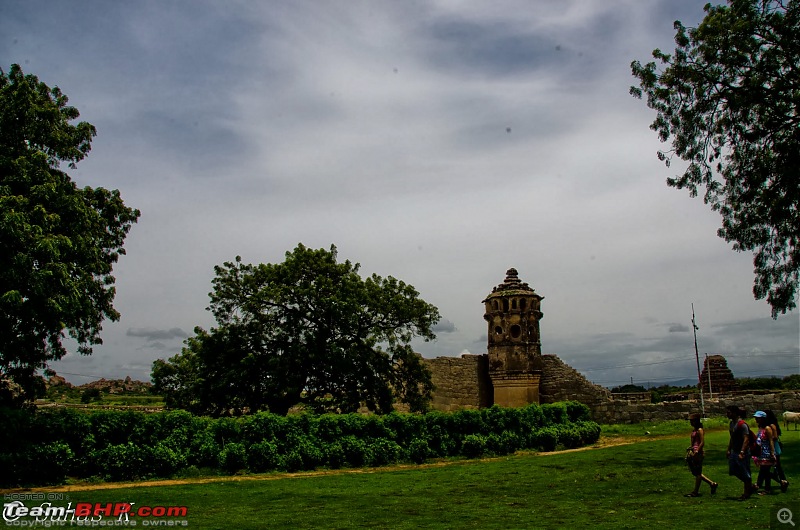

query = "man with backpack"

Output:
[[726, 405, 756, 500]]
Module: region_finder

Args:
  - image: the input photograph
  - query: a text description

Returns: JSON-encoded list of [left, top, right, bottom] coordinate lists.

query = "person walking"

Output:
[[726, 405, 754, 500], [766, 409, 789, 492], [684, 413, 718, 497], [753, 410, 777, 495]]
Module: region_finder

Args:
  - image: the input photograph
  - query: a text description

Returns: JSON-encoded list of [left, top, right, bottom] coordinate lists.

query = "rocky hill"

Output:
[[47, 375, 152, 394]]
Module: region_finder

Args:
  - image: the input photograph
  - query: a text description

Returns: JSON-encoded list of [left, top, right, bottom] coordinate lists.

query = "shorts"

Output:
[[686, 454, 703, 476], [728, 454, 751, 482]]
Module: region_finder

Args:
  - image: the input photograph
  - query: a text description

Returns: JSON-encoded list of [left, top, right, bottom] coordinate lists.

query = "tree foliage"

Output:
[[152, 244, 440, 416], [631, 0, 800, 316], [0, 64, 140, 402]]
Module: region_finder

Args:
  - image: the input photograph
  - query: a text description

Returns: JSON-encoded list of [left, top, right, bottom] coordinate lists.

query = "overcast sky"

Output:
[[2, 0, 798, 390]]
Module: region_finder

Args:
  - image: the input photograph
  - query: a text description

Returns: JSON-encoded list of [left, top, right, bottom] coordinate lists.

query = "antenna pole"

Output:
[[692, 304, 705, 418]]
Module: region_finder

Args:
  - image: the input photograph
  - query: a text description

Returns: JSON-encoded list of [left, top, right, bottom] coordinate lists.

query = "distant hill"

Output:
[[46, 375, 152, 394]]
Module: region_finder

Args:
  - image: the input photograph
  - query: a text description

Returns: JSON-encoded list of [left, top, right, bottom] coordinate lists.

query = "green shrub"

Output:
[[212, 417, 243, 446], [426, 423, 456, 457], [461, 434, 487, 458], [248, 441, 282, 472], [408, 438, 430, 464], [556, 425, 582, 449], [534, 427, 559, 452], [565, 401, 591, 423], [316, 414, 344, 443], [219, 443, 247, 474], [289, 435, 324, 470], [541, 403, 568, 426], [18, 442, 73, 486], [340, 435, 368, 467], [576, 421, 601, 445], [146, 442, 184, 477], [367, 439, 403, 466], [521, 403, 545, 430], [89, 442, 147, 481], [323, 441, 346, 469]]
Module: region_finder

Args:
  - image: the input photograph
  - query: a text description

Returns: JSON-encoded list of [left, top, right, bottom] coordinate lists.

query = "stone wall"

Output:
[[424, 355, 492, 411], [423, 353, 611, 412], [592, 391, 800, 424], [422, 353, 799, 425], [538, 354, 612, 407]]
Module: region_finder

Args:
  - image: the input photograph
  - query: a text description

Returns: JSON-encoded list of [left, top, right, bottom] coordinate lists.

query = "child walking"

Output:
[[685, 413, 718, 497], [753, 410, 777, 495]]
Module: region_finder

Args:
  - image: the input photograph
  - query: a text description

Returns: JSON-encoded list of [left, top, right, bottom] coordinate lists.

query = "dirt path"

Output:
[[2, 435, 663, 494]]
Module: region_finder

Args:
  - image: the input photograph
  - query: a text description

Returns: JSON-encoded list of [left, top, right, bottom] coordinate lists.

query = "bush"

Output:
[[247, 441, 282, 472], [19, 443, 73, 486], [340, 435, 368, 467], [533, 427, 559, 452], [288, 435, 324, 471], [576, 421, 601, 445], [219, 443, 247, 474], [367, 439, 403, 466], [146, 443, 185, 477], [89, 443, 147, 481], [541, 403, 568, 426], [408, 438, 430, 464], [556, 425, 582, 449], [565, 401, 591, 423], [461, 434, 487, 458], [323, 441, 346, 469]]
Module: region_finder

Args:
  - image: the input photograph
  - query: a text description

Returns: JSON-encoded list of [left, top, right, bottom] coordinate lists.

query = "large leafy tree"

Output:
[[0, 64, 140, 402], [152, 244, 440, 416], [630, 0, 799, 317]]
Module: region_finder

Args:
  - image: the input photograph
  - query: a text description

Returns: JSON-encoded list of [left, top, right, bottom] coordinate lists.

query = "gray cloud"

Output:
[[432, 318, 457, 333], [669, 323, 690, 333], [13, 0, 794, 386], [127, 327, 190, 342]]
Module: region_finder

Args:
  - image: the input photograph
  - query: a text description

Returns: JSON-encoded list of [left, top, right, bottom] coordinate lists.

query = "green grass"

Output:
[[14, 427, 797, 529], [599, 416, 731, 437]]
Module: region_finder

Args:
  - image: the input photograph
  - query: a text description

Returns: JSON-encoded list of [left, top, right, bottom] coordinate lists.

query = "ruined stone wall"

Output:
[[538, 354, 612, 407], [422, 353, 798, 425], [423, 355, 492, 411], [592, 391, 800, 424]]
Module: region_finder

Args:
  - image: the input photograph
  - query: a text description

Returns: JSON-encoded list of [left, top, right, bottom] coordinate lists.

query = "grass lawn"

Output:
[[5, 423, 798, 529]]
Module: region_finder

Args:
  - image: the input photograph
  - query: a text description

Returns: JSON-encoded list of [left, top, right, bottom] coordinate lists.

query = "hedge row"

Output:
[[0, 401, 600, 487]]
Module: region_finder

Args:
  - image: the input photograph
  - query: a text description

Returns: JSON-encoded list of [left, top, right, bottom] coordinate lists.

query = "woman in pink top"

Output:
[[685, 413, 718, 497]]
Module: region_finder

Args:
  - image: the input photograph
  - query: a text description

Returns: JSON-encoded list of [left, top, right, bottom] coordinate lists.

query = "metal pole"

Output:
[[692, 304, 705, 418]]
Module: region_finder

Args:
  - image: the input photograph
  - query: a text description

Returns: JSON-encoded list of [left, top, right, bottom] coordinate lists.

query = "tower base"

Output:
[[490, 372, 541, 407]]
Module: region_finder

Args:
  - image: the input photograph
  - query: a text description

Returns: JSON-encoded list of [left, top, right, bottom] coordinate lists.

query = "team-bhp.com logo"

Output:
[[3, 500, 189, 527]]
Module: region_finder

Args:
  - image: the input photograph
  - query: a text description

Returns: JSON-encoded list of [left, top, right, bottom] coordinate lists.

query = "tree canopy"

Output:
[[0, 64, 140, 403], [630, 0, 799, 317], [152, 244, 440, 416]]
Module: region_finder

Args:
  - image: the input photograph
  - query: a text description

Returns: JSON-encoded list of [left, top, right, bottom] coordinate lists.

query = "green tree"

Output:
[[630, 0, 799, 317], [0, 64, 140, 403], [152, 244, 440, 416]]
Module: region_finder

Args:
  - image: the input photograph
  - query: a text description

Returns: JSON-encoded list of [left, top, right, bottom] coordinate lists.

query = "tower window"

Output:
[[510, 325, 521, 339], [512, 299, 517, 309], [502, 299, 509, 312], [494, 326, 503, 336], [520, 299, 526, 311]]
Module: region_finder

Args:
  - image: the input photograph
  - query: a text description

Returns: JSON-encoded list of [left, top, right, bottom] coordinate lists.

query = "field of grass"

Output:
[[7, 421, 797, 529]]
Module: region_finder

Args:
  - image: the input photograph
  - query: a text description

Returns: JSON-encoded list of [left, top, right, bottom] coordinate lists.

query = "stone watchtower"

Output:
[[483, 268, 544, 407]]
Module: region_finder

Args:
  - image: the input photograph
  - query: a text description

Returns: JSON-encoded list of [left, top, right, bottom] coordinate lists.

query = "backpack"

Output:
[[737, 420, 758, 453]]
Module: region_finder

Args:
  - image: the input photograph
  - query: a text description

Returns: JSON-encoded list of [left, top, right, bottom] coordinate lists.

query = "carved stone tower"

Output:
[[483, 268, 544, 407]]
